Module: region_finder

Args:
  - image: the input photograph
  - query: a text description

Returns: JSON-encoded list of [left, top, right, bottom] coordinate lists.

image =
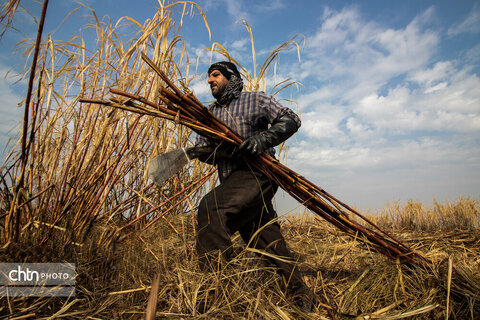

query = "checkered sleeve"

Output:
[[194, 133, 211, 148], [261, 93, 301, 128], [194, 104, 215, 148]]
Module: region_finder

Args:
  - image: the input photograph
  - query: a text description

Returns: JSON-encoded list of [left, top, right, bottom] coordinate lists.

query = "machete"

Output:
[[147, 146, 234, 186]]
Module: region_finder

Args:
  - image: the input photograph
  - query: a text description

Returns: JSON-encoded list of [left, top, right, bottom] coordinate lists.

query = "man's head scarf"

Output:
[[208, 61, 241, 80], [208, 61, 244, 105]]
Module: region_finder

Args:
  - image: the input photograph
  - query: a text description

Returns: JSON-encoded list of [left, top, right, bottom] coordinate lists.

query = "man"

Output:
[[194, 61, 314, 311]]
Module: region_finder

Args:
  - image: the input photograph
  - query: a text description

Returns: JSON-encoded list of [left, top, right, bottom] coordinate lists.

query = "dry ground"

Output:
[[1, 199, 479, 319]]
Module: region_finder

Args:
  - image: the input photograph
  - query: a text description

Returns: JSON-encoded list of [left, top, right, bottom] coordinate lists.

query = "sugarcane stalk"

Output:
[[273, 155, 424, 257], [108, 90, 239, 144], [116, 168, 215, 233], [150, 79, 430, 267], [142, 169, 215, 230], [81, 54, 432, 268]]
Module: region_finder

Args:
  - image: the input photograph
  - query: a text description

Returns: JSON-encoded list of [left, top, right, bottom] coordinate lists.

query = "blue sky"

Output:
[[1, 0, 479, 212]]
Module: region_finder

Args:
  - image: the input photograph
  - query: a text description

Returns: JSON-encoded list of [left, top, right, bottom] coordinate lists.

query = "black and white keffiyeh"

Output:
[[213, 74, 243, 105]]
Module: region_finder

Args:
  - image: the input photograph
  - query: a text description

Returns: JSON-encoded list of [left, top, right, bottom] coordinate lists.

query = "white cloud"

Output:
[[423, 81, 448, 94], [301, 6, 439, 103], [230, 38, 249, 51], [199, 0, 286, 27], [409, 61, 453, 86], [283, 6, 480, 210], [346, 117, 375, 141], [291, 136, 479, 174], [295, 6, 480, 138], [352, 65, 480, 134], [225, 0, 250, 21], [448, 3, 480, 36], [286, 135, 480, 210], [301, 110, 344, 139], [256, 0, 285, 11], [296, 86, 340, 111], [189, 76, 211, 102], [464, 43, 480, 65]]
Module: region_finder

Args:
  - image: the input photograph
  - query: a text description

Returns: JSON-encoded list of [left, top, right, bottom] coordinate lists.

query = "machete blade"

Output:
[[148, 148, 190, 186]]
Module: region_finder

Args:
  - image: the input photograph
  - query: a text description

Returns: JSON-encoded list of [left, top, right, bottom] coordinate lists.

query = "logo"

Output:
[[0, 263, 76, 297], [8, 266, 39, 282]]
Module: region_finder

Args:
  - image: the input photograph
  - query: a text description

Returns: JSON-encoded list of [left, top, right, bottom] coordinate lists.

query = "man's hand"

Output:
[[238, 135, 267, 156], [189, 143, 237, 164], [237, 114, 299, 157]]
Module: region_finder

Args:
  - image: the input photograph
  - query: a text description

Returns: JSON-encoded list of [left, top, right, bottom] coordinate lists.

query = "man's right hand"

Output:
[[188, 144, 236, 164]]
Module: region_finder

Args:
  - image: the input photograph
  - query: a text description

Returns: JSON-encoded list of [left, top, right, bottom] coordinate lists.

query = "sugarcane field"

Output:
[[0, 1, 479, 319]]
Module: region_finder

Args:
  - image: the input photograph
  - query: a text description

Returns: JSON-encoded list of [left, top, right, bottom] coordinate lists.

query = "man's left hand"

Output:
[[237, 114, 299, 157], [237, 135, 266, 156]]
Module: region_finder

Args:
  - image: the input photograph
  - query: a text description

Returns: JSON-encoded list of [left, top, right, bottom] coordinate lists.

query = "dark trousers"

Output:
[[196, 169, 306, 290]]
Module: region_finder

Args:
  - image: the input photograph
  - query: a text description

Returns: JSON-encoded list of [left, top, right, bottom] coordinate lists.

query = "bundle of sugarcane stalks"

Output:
[[80, 52, 431, 270]]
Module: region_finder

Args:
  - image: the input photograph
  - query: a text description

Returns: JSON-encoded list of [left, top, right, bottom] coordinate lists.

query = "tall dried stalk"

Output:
[[0, 2, 211, 247], [0, 0, 21, 37], [208, 20, 303, 93]]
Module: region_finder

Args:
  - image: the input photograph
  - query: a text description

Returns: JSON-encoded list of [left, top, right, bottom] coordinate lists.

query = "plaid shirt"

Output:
[[195, 91, 301, 182]]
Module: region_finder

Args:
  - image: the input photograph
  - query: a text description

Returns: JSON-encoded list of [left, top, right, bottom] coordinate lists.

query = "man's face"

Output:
[[208, 69, 229, 96]]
